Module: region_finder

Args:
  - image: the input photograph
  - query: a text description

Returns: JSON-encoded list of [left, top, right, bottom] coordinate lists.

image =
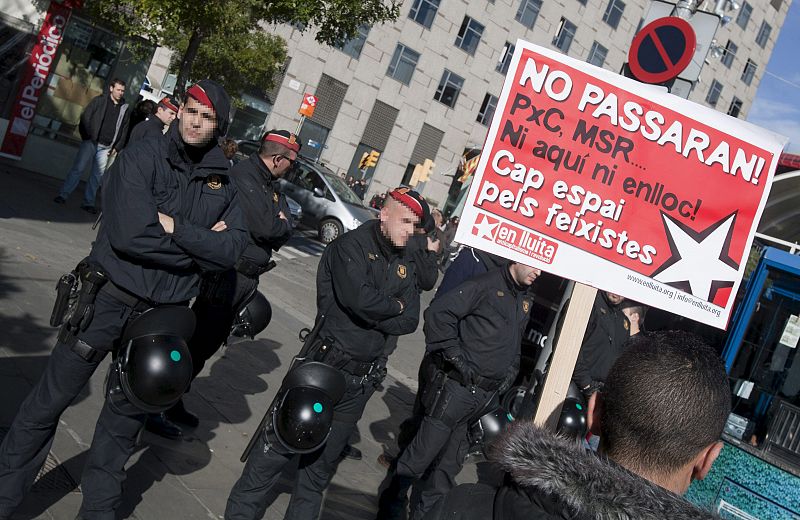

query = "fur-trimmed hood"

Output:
[[492, 422, 719, 520]]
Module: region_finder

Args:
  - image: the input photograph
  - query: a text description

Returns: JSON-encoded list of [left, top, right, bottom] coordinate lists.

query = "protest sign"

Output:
[[455, 40, 787, 329]]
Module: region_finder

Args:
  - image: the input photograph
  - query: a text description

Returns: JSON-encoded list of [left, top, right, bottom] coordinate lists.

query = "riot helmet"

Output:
[[231, 291, 271, 339], [556, 397, 588, 441], [106, 306, 196, 415], [267, 362, 346, 454], [468, 407, 513, 458]]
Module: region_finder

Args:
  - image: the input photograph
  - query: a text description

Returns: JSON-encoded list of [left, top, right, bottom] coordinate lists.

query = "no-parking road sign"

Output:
[[628, 17, 696, 84]]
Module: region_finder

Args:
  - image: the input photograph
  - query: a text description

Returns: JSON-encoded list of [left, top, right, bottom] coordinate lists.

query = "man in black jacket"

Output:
[[55, 78, 131, 214], [377, 261, 541, 520], [127, 96, 179, 143], [0, 80, 248, 520], [226, 188, 424, 520], [572, 291, 630, 399], [153, 129, 300, 437], [427, 331, 731, 520]]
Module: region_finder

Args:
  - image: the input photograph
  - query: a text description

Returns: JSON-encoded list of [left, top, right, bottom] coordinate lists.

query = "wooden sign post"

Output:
[[533, 283, 596, 430]]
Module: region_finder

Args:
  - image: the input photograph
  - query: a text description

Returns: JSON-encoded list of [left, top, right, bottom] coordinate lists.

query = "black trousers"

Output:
[[0, 289, 148, 520], [381, 379, 493, 520], [189, 269, 259, 379], [225, 372, 376, 520]]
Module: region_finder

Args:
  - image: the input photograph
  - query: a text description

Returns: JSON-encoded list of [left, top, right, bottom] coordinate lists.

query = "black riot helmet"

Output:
[[557, 397, 588, 441], [267, 362, 346, 454], [106, 306, 196, 415], [231, 291, 272, 339], [468, 406, 513, 459]]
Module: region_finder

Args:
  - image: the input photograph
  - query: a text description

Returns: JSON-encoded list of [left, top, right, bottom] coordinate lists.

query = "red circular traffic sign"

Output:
[[628, 17, 696, 84]]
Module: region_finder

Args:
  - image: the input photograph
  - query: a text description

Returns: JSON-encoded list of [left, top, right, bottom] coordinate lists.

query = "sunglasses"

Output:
[[276, 154, 296, 167]]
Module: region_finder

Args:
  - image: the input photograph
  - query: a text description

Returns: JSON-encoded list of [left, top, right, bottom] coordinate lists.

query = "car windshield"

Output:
[[323, 172, 364, 206]]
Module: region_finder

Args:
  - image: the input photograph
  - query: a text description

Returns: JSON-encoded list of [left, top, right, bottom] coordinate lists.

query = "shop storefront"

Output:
[[0, 1, 152, 179]]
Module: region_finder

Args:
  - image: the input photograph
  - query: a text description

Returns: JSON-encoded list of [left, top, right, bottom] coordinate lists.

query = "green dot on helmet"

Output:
[[313, 402, 323, 413], [170, 350, 181, 362]]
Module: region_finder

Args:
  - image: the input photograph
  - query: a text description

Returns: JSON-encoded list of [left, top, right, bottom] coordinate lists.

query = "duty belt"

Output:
[[103, 281, 154, 312], [442, 364, 505, 392], [235, 258, 276, 278], [340, 358, 380, 377]]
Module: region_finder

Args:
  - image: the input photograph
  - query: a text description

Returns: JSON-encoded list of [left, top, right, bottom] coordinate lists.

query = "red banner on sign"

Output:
[[456, 42, 787, 328], [0, 2, 74, 160]]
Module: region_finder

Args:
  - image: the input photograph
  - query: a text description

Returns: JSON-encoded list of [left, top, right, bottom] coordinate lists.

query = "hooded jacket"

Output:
[[426, 423, 719, 520]]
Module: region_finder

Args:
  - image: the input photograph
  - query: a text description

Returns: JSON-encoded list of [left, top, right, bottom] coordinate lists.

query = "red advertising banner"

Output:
[[455, 41, 787, 329], [0, 2, 74, 160]]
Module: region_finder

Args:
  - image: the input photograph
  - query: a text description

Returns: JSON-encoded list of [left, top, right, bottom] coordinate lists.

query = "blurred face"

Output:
[[509, 263, 542, 287], [178, 96, 217, 147], [109, 83, 125, 103], [155, 106, 177, 125], [380, 198, 419, 248], [605, 292, 625, 306]]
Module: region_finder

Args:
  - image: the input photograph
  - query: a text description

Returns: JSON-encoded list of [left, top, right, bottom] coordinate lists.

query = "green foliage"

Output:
[[82, 0, 401, 97]]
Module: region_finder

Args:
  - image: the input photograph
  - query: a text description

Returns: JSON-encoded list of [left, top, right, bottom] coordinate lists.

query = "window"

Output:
[[756, 21, 772, 48], [742, 59, 757, 86], [706, 80, 723, 107], [477, 93, 498, 125], [553, 18, 577, 54], [497, 42, 516, 74], [603, 0, 626, 30], [587, 41, 608, 67], [454, 16, 485, 56], [386, 44, 421, 85], [771, 0, 783, 9], [516, 0, 543, 29], [727, 97, 743, 118], [434, 70, 465, 108], [335, 25, 370, 59], [736, 1, 752, 29], [721, 40, 737, 68], [577, 0, 587, 4], [409, 0, 441, 29]]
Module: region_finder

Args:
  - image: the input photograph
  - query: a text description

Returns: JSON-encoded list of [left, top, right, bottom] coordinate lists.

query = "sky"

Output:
[[747, 0, 800, 153]]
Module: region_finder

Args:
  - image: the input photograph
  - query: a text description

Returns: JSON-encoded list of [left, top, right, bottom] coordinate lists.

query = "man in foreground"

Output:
[[427, 331, 730, 519]]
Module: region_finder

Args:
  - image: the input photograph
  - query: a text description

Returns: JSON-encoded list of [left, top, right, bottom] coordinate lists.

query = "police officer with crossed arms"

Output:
[[0, 80, 248, 520], [378, 260, 541, 520], [225, 188, 426, 519]]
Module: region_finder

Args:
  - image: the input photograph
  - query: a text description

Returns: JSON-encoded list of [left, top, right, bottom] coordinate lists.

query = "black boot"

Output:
[[165, 399, 199, 428], [376, 475, 414, 520], [145, 413, 183, 440]]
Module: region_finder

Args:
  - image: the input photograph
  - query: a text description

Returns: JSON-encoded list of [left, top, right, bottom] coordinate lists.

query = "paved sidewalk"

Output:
[[0, 162, 478, 520]]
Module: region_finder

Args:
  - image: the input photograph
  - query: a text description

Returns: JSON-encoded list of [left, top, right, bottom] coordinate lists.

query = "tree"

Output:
[[83, 0, 402, 98]]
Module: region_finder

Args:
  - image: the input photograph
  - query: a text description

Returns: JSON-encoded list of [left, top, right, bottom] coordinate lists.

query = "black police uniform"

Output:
[[0, 83, 247, 520], [188, 152, 293, 377], [226, 219, 420, 520], [127, 115, 165, 143], [379, 265, 532, 520], [572, 292, 630, 395]]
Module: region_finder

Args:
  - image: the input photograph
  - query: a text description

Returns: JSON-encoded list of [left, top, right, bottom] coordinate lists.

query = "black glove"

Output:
[[499, 363, 520, 394], [443, 347, 475, 386]]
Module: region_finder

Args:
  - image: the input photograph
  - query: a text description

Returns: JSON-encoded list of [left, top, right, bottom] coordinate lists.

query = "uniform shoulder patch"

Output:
[[397, 264, 407, 279], [523, 300, 531, 314], [206, 175, 223, 190]]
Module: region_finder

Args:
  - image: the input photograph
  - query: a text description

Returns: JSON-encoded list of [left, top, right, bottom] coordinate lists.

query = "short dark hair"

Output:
[[110, 78, 126, 88], [600, 331, 730, 473]]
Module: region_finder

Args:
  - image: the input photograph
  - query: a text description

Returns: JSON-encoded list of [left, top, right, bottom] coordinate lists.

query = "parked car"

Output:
[[233, 140, 376, 243], [285, 195, 302, 228]]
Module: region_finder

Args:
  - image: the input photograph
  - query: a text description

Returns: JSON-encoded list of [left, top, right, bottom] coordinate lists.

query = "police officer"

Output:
[[377, 261, 541, 520], [127, 95, 179, 143], [225, 187, 425, 520], [153, 129, 300, 437], [572, 291, 630, 399], [0, 80, 248, 520]]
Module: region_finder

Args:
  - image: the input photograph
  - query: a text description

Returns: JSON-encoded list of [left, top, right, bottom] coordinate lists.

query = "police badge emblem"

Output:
[[624, 320, 629, 330], [397, 265, 407, 279], [273, 193, 279, 203], [206, 175, 222, 190], [523, 300, 530, 313]]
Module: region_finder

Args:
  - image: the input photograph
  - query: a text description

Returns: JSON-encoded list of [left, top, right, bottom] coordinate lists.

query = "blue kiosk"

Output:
[[687, 246, 800, 519]]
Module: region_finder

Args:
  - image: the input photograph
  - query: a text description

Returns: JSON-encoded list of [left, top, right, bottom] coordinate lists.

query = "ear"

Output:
[[691, 441, 723, 481], [587, 392, 603, 436], [380, 203, 389, 223]]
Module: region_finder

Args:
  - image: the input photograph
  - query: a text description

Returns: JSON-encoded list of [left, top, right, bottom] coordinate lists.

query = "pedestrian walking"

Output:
[[0, 80, 247, 520], [54, 78, 131, 214], [377, 261, 541, 520], [225, 187, 425, 520]]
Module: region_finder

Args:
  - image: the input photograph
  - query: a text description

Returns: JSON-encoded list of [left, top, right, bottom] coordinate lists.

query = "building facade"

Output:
[[260, 0, 790, 210]]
